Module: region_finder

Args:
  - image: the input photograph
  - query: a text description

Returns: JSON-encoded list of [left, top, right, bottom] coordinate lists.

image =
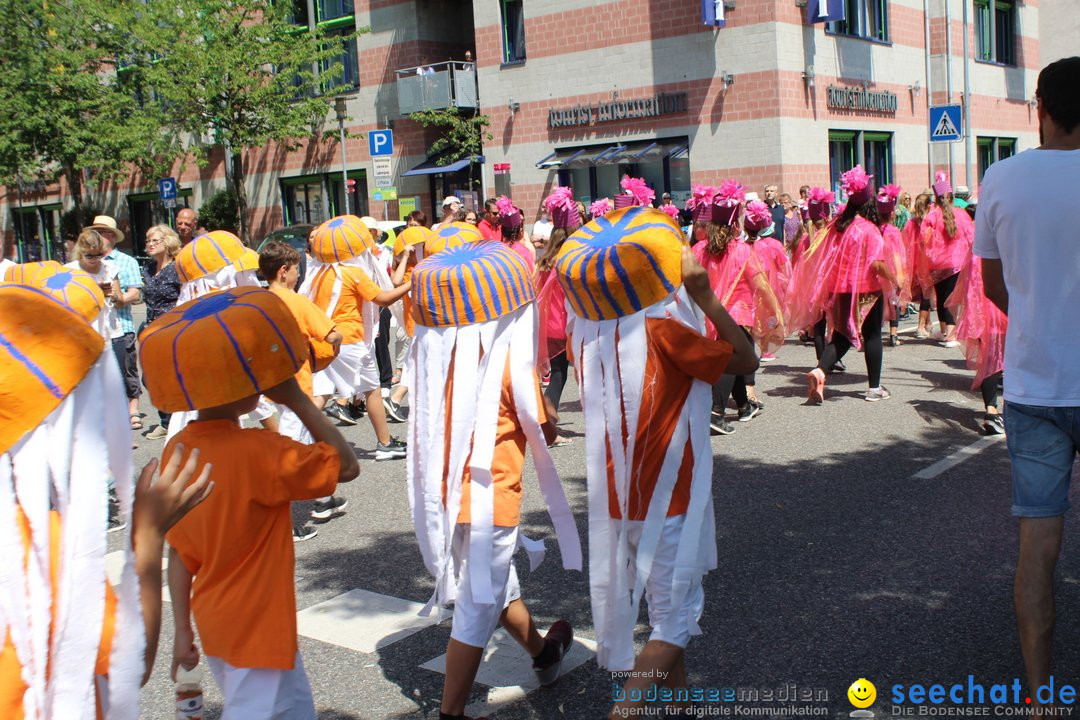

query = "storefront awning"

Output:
[[537, 139, 689, 169], [402, 155, 485, 177], [536, 148, 586, 169]]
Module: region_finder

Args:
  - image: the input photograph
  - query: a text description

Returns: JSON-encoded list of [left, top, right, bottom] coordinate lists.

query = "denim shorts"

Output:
[[1005, 402, 1080, 517]]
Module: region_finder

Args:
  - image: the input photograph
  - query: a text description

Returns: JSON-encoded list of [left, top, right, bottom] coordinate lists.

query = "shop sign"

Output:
[[548, 91, 689, 129], [826, 83, 898, 114]]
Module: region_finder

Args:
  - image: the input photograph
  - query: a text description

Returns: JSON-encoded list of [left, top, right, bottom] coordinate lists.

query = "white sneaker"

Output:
[[941, 339, 960, 348], [865, 386, 892, 402]]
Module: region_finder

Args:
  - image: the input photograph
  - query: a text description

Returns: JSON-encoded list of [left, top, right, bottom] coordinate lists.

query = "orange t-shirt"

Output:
[[402, 266, 415, 337], [607, 317, 732, 521], [0, 509, 117, 720], [308, 265, 380, 344], [270, 286, 336, 397], [443, 356, 547, 527], [164, 419, 340, 670]]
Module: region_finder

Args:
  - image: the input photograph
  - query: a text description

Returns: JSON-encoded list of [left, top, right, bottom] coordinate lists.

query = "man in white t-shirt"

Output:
[[432, 195, 461, 231], [974, 56, 1080, 708]]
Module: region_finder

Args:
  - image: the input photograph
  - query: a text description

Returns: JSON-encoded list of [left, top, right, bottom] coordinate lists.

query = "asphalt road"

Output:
[[116, 315, 1080, 720]]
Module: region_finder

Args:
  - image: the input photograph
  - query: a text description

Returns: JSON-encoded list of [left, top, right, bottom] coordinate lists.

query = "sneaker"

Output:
[[533, 620, 573, 687], [889, 335, 902, 347], [830, 359, 846, 374], [865, 386, 892, 402], [737, 400, 763, 422], [982, 413, 1005, 435], [710, 418, 735, 435], [915, 328, 930, 339], [324, 402, 357, 426], [807, 368, 826, 405], [383, 397, 407, 423], [345, 400, 366, 421], [760, 353, 777, 363], [941, 339, 960, 348], [293, 524, 318, 542], [144, 424, 168, 440], [375, 437, 407, 461], [310, 496, 348, 520]]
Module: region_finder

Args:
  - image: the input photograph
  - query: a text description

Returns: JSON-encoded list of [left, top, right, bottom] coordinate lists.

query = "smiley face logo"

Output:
[[848, 678, 876, 708]]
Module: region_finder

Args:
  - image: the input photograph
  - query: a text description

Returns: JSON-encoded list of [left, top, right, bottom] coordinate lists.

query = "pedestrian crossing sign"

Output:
[[929, 104, 963, 143]]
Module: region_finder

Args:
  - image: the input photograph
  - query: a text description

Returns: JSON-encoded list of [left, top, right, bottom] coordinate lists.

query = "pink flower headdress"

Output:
[[685, 183, 717, 222], [743, 200, 774, 236], [496, 195, 522, 229], [712, 179, 746, 226], [932, 171, 952, 198], [589, 198, 613, 218], [840, 165, 874, 206], [875, 183, 901, 218], [544, 186, 580, 231], [806, 186, 836, 221], [660, 203, 681, 221], [619, 175, 655, 207]]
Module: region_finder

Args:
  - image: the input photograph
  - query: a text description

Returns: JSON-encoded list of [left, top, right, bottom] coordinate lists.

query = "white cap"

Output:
[[442, 195, 461, 207]]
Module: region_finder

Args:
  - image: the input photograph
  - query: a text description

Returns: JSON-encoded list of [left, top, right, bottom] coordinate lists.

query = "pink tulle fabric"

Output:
[[918, 204, 974, 288], [660, 203, 681, 221], [507, 240, 535, 278], [946, 254, 1007, 390], [535, 269, 568, 374], [786, 225, 832, 330], [880, 223, 911, 311], [743, 200, 773, 235], [589, 198, 612, 218], [749, 235, 791, 311], [692, 238, 784, 353], [785, 216, 888, 350]]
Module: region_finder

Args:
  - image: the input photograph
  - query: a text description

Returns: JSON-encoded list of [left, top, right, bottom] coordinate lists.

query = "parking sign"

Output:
[[368, 130, 394, 157], [158, 177, 177, 200]]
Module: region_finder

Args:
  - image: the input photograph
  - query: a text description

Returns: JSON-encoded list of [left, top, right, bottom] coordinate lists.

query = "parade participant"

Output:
[[384, 225, 435, 422], [66, 228, 125, 356], [688, 182, 783, 431], [553, 206, 756, 718], [260, 241, 347, 530], [614, 174, 655, 210], [589, 198, 613, 219], [3, 260, 62, 284], [0, 283, 212, 719], [944, 253, 1007, 434], [305, 215, 410, 460], [743, 199, 791, 364], [141, 225, 183, 439], [904, 191, 935, 338], [875, 184, 911, 348], [140, 287, 357, 720], [918, 172, 974, 346], [536, 186, 580, 448], [495, 196, 535, 274], [803, 166, 899, 404], [407, 241, 581, 720]]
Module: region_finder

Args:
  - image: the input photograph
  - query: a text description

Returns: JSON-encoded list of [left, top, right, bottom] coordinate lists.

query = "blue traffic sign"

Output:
[[158, 177, 177, 200], [929, 105, 963, 143], [368, 130, 394, 157]]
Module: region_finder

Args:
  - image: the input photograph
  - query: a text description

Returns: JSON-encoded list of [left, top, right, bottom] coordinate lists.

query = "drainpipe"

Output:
[[962, 0, 973, 189], [945, 0, 954, 182], [924, 0, 933, 186]]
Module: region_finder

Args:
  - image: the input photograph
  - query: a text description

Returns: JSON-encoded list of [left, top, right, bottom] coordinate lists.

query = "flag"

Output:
[[807, 0, 845, 23], [702, 0, 725, 27]]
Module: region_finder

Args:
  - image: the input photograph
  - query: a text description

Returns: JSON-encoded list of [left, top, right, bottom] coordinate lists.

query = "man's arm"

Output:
[[981, 258, 1009, 316]]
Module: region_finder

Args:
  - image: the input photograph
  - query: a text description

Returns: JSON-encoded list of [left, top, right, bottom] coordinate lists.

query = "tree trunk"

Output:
[[65, 164, 83, 220], [230, 151, 250, 245]]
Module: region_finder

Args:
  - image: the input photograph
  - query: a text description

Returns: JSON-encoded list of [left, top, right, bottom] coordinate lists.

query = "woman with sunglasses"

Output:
[[66, 228, 123, 342], [140, 225, 183, 438]]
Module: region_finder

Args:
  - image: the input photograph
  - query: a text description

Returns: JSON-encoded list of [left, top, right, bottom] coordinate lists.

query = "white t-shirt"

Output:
[[532, 219, 553, 241], [973, 147, 1080, 406], [65, 260, 123, 340], [0, 258, 15, 278]]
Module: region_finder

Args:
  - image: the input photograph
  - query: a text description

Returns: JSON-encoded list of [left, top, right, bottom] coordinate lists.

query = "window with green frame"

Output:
[[829, 131, 856, 195], [975, 0, 1016, 65], [977, 136, 1016, 181], [288, 0, 359, 90], [827, 0, 889, 43], [829, 130, 894, 199], [863, 132, 892, 186], [501, 0, 526, 64]]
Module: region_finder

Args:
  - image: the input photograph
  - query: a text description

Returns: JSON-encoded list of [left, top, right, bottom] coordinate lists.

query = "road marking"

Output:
[[106, 551, 171, 601], [911, 435, 1005, 479], [419, 628, 597, 717], [297, 588, 439, 654]]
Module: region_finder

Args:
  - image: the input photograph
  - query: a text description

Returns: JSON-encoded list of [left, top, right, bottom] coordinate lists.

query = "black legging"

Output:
[[934, 272, 960, 325], [919, 298, 932, 311], [375, 307, 393, 389], [812, 317, 827, 360], [712, 327, 757, 411], [816, 294, 885, 388], [980, 371, 1003, 409], [545, 352, 570, 408]]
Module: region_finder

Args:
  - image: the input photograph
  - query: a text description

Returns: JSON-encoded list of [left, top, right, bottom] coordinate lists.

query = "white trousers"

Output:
[[206, 651, 316, 720]]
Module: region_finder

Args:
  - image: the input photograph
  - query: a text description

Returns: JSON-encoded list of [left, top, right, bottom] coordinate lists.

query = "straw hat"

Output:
[[139, 287, 307, 412], [175, 230, 247, 283], [412, 241, 535, 328], [86, 215, 124, 244], [555, 206, 685, 321]]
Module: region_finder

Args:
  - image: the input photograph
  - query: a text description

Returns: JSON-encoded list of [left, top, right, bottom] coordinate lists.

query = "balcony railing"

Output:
[[395, 61, 478, 116]]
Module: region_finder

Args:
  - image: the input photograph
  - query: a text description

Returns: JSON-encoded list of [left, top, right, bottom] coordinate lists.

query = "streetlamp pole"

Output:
[[334, 96, 349, 215]]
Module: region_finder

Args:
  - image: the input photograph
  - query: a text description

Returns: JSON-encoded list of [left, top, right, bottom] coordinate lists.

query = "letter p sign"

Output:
[[369, 130, 394, 157]]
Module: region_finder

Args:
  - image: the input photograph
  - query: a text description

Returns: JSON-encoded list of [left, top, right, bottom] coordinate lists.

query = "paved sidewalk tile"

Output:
[[297, 588, 440, 654]]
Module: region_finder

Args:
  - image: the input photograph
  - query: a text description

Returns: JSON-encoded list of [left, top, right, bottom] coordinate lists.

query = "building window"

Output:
[[318, 0, 354, 22], [501, 0, 526, 64], [288, 0, 358, 90], [322, 28, 359, 90], [827, 0, 889, 43], [975, 0, 1016, 65], [829, 130, 893, 198], [977, 136, 1016, 181]]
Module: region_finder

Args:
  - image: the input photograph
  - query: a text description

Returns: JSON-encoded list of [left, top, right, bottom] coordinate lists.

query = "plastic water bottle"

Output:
[[175, 663, 204, 719]]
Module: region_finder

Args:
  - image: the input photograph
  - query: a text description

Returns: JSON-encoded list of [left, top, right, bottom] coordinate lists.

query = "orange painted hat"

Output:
[[424, 222, 483, 257], [32, 268, 106, 324], [412, 241, 535, 328], [233, 247, 260, 273], [393, 226, 434, 256], [555, 206, 685, 321], [0, 284, 105, 454], [139, 287, 307, 412], [175, 231, 247, 284], [4, 260, 63, 284], [311, 215, 376, 263]]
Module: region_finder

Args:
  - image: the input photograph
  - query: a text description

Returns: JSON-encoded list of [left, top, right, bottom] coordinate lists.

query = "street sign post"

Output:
[[159, 178, 177, 210], [368, 130, 394, 157], [929, 105, 963, 143]]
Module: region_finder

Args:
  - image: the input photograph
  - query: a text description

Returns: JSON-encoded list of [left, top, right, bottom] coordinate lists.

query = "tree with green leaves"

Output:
[[136, 0, 368, 243], [408, 108, 492, 192]]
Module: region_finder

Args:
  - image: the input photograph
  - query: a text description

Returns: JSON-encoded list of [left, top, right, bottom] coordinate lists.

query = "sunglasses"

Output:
[[84, 253, 105, 259]]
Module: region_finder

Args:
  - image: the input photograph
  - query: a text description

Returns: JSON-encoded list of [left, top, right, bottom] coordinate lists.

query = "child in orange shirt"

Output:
[[408, 241, 583, 720], [260, 241, 347, 533], [554, 207, 757, 719], [139, 287, 360, 720]]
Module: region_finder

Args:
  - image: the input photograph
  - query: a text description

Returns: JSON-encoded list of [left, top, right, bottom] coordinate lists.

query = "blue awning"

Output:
[[402, 155, 485, 177]]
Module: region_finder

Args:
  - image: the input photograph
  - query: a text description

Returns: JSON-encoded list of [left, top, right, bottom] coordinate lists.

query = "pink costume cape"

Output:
[[507, 240, 536, 279], [691, 238, 784, 353], [748, 235, 791, 312], [918, 205, 974, 290], [786, 224, 831, 330], [946, 254, 1007, 391], [901, 217, 930, 303], [535, 268, 568, 374], [787, 216, 888, 350], [880, 223, 912, 316]]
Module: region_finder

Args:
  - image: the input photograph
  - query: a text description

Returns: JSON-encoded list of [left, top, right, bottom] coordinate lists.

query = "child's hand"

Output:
[[680, 247, 711, 300], [133, 445, 214, 537], [171, 632, 200, 681]]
